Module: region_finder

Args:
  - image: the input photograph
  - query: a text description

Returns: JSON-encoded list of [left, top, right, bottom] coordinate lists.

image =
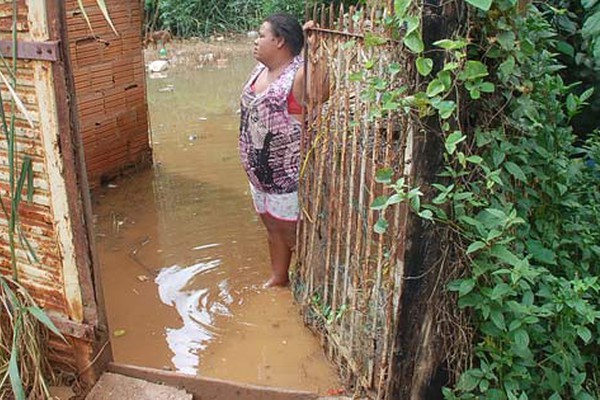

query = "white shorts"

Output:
[[249, 183, 299, 222]]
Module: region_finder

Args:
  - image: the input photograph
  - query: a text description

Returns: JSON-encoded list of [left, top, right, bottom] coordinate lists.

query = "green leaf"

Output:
[[404, 31, 424, 53], [556, 40, 575, 58], [490, 283, 512, 300], [365, 32, 388, 48], [480, 82, 495, 93], [576, 326, 592, 343], [445, 131, 466, 155], [438, 70, 452, 90], [466, 155, 483, 164], [567, 93, 577, 115], [418, 209, 433, 220], [387, 193, 404, 206], [499, 56, 516, 81], [9, 320, 25, 400], [443, 61, 460, 71], [526, 240, 556, 265], [467, 241, 486, 254], [459, 279, 476, 296], [371, 196, 388, 210], [513, 329, 530, 349], [388, 63, 401, 76], [504, 161, 527, 182], [426, 79, 445, 97], [374, 217, 389, 234], [491, 245, 521, 267], [433, 39, 468, 50], [469, 88, 481, 99], [456, 369, 482, 391], [341, 40, 356, 50], [497, 31, 516, 50], [27, 306, 65, 340], [580, 87, 594, 102], [582, 11, 600, 38], [394, 0, 411, 18], [349, 71, 364, 82], [375, 167, 393, 184], [490, 309, 506, 331], [465, 0, 493, 11], [433, 100, 456, 119], [416, 57, 433, 76], [460, 60, 489, 80]]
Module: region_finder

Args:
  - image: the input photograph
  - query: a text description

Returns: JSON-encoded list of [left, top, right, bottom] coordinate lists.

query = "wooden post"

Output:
[[45, 0, 113, 386], [387, 0, 463, 398]]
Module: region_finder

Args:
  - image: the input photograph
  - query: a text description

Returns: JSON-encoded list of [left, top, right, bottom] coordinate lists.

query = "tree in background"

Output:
[[144, 0, 359, 38]]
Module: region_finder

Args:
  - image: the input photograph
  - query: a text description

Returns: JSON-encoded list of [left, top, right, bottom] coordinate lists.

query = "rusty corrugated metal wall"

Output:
[[65, 0, 150, 188], [0, 0, 111, 384]]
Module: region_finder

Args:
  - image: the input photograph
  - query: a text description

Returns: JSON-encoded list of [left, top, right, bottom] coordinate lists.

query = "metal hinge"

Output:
[[0, 39, 61, 62]]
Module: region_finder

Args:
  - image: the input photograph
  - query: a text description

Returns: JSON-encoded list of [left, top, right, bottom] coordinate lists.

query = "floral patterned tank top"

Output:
[[239, 56, 303, 194]]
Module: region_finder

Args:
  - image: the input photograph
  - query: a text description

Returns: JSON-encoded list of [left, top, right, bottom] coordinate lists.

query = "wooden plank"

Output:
[[108, 363, 320, 400]]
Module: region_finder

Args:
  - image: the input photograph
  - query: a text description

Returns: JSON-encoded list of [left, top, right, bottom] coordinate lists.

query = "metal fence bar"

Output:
[[294, 4, 410, 397]]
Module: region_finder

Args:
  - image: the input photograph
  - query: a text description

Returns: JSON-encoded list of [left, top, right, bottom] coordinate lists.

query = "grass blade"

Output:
[[76, 0, 95, 35], [18, 227, 39, 263], [8, 316, 25, 400], [26, 307, 66, 341], [0, 69, 34, 128], [96, 0, 119, 36], [14, 156, 32, 210]]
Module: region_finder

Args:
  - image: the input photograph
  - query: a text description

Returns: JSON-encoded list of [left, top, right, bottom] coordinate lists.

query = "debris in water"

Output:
[[326, 388, 346, 396], [188, 134, 198, 141], [107, 183, 118, 188], [192, 243, 220, 251], [216, 58, 229, 69], [113, 329, 126, 338], [137, 275, 149, 282], [149, 72, 168, 79], [148, 59, 170, 73], [158, 85, 175, 93], [198, 117, 208, 121]]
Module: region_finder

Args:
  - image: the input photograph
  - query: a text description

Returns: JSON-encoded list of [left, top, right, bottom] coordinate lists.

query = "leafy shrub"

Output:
[[371, 0, 600, 398]]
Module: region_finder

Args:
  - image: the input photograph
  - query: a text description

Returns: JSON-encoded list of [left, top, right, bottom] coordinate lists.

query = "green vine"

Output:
[[366, 0, 600, 398]]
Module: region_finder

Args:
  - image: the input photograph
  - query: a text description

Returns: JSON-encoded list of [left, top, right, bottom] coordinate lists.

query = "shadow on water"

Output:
[[92, 49, 341, 394]]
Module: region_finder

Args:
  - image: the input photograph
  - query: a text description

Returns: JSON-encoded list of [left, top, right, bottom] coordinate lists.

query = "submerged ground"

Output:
[[91, 38, 340, 394]]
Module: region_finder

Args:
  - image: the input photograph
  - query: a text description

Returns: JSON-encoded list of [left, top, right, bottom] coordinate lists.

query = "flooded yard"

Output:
[[92, 42, 340, 394]]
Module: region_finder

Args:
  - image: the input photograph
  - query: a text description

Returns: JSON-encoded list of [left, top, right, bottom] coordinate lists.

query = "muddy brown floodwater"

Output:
[[92, 42, 341, 395]]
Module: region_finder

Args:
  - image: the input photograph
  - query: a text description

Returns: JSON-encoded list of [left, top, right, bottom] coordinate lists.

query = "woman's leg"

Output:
[[259, 213, 297, 287]]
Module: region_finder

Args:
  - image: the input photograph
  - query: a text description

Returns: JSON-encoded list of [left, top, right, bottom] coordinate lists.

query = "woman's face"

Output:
[[253, 21, 282, 63]]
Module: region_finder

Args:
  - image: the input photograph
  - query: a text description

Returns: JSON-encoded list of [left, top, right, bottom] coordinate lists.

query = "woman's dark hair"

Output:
[[265, 13, 304, 56]]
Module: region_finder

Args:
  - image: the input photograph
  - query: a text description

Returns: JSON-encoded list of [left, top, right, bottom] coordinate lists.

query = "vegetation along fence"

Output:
[[294, 2, 421, 399]]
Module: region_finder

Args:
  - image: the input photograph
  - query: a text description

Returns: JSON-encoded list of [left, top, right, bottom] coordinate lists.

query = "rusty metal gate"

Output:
[[293, 3, 430, 399]]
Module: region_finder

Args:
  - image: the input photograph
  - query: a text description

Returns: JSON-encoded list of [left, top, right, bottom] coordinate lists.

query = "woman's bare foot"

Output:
[[264, 275, 289, 288]]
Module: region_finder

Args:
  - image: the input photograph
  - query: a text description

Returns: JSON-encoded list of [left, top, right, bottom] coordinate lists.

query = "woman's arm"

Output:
[[292, 21, 330, 108]]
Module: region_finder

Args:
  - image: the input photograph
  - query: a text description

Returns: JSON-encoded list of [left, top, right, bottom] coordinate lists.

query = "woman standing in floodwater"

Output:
[[239, 14, 318, 287]]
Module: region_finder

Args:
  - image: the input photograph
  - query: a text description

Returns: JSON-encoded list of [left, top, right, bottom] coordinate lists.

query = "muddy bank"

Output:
[[144, 35, 254, 69]]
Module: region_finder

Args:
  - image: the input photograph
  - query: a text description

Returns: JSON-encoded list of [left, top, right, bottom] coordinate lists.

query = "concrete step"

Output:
[[86, 372, 193, 400]]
